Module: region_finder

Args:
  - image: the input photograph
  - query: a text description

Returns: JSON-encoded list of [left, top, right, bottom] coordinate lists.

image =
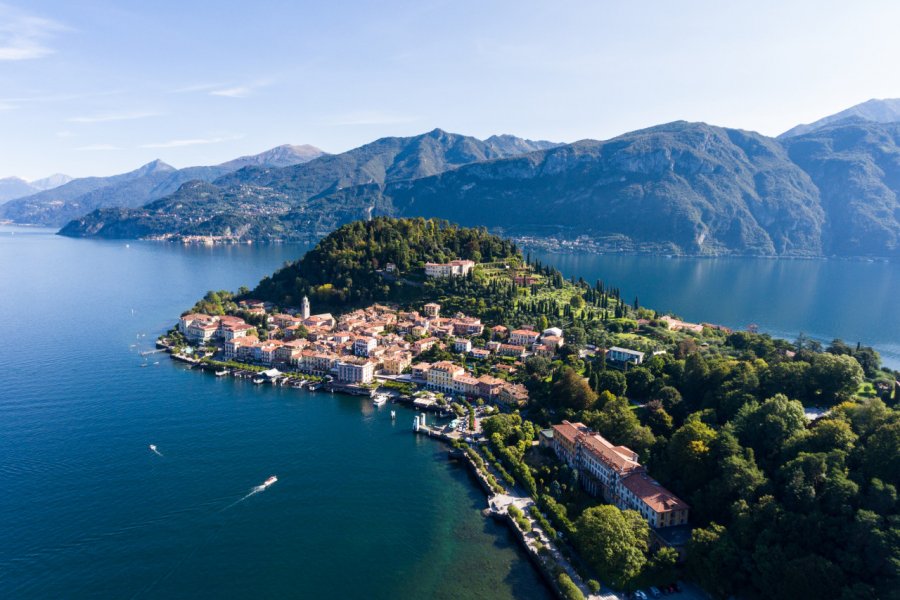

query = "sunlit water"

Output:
[[531, 251, 900, 370], [0, 227, 550, 599]]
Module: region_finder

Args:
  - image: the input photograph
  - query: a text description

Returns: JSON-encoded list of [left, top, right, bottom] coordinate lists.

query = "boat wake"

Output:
[[220, 476, 277, 512]]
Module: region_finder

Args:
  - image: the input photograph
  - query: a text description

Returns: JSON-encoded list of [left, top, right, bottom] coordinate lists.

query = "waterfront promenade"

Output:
[[413, 423, 620, 600]]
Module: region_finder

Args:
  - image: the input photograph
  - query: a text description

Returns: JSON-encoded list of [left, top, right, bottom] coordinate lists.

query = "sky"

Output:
[[3, 0, 900, 180]]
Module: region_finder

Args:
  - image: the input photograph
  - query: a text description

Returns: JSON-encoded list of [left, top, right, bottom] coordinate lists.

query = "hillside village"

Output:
[[173, 258, 567, 407], [161, 218, 900, 600], [165, 256, 694, 551]]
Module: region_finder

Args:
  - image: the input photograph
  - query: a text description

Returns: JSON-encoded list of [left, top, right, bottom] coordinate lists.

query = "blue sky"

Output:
[[3, 0, 900, 179]]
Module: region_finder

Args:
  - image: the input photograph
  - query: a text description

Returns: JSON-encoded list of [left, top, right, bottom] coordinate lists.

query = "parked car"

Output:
[[649, 587, 662, 598], [634, 591, 648, 600]]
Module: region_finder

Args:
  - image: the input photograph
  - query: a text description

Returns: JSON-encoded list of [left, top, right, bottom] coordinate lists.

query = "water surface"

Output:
[[531, 251, 900, 369], [0, 227, 549, 599]]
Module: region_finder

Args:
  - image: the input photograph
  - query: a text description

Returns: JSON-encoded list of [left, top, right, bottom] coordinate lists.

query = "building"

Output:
[[304, 313, 335, 330], [498, 344, 526, 358], [272, 313, 298, 328], [410, 362, 431, 382], [382, 351, 412, 375], [426, 361, 464, 393], [413, 337, 439, 354], [337, 358, 375, 384], [301, 296, 311, 320], [353, 336, 377, 357], [469, 348, 492, 360], [220, 321, 254, 340], [452, 338, 472, 354], [509, 329, 540, 347], [179, 313, 212, 334], [187, 320, 219, 343], [424, 259, 475, 278], [550, 421, 688, 530], [422, 302, 441, 318], [498, 383, 529, 406], [477, 374, 504, 399], [451, 316, 483, 336], [607, 346, 645, 365], [224, 335, 258, 359], [452, 373, 481, 397]]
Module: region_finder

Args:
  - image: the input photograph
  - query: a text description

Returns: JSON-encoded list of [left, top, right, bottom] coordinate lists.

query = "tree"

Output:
[[574, 505, 648, 590], [587, 395, 656, 458], [734, 394, 806, 463], [552, 367, 598, 411], [808, 353, 864, 405], [565, 325, 586, 349], [625, 367, 654, 400], [761, 360, 811, 403], [644, 547, 679, 587], [803, 418, 858, 454], [595, 369, 627, 396], [865, 420, 900, 487], [686, 523, 741, 599], [570, 294, 585, 310], [661, 417, 718, 493]]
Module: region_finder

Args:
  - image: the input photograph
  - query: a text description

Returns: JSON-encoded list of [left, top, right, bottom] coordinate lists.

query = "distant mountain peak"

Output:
[[218, 144, 326, 170], [136, 159, 177, 175], [780, 98, 900, 138], [30, 173, 73, 191]]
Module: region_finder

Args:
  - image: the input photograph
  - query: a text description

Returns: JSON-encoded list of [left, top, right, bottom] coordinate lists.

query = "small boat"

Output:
[[373, 394, 387, 406], [215, 369, 229, 376], [391, 410, 397, 420], [252, 378, 264, 385], [262, 475, 278, 488], [308, 384, 319, 391], [149, 444, 157, 452]]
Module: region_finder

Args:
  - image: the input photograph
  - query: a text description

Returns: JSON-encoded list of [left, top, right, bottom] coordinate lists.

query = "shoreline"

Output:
[[159, 337, 603, 599]]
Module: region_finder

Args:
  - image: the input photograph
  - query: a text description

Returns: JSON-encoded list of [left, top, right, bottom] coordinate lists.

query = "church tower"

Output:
[[301, 296, 310, 320]]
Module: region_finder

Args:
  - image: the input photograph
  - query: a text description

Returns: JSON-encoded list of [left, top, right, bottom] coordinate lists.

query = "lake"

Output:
[[1, 226, 897, 598], [530, 251, 900, 370], [0, 227, 550, 599]]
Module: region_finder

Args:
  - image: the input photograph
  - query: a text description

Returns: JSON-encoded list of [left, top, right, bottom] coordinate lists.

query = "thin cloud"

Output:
[[75, 144, 119, 151], [210, 86, 252, 98], [68, 111, 161, 124], [169, 82, 224, 94], [327, 110, 421, 126], [0, 5, 65, 61], [139, 135, 243, 149]]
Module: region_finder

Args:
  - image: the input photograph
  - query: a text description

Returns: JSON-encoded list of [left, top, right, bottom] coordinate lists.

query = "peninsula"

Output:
[[160, 218, 899, 600]]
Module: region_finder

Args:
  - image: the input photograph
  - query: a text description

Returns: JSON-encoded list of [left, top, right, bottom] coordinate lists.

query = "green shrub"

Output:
[[557, 572, 585, 600]]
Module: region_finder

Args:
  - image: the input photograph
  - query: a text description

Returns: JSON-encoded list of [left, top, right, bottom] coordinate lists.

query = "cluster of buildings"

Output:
[[177, 297, 558, 404], [546, 420, 689, 530]]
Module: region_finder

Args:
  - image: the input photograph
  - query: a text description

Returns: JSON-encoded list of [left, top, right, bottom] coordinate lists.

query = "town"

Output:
[[162, 256, 697, 600]]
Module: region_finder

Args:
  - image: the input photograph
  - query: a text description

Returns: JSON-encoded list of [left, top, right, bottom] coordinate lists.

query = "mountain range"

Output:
[[36, 99, 900, 257], [0, 174, 73, 204], [0, 144, 325, 226]]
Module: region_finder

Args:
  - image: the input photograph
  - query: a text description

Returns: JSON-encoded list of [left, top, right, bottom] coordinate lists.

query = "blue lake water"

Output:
[[530, 251, 900, 370], [1, 226, 897, 598], [0, 227, 550, 599]]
